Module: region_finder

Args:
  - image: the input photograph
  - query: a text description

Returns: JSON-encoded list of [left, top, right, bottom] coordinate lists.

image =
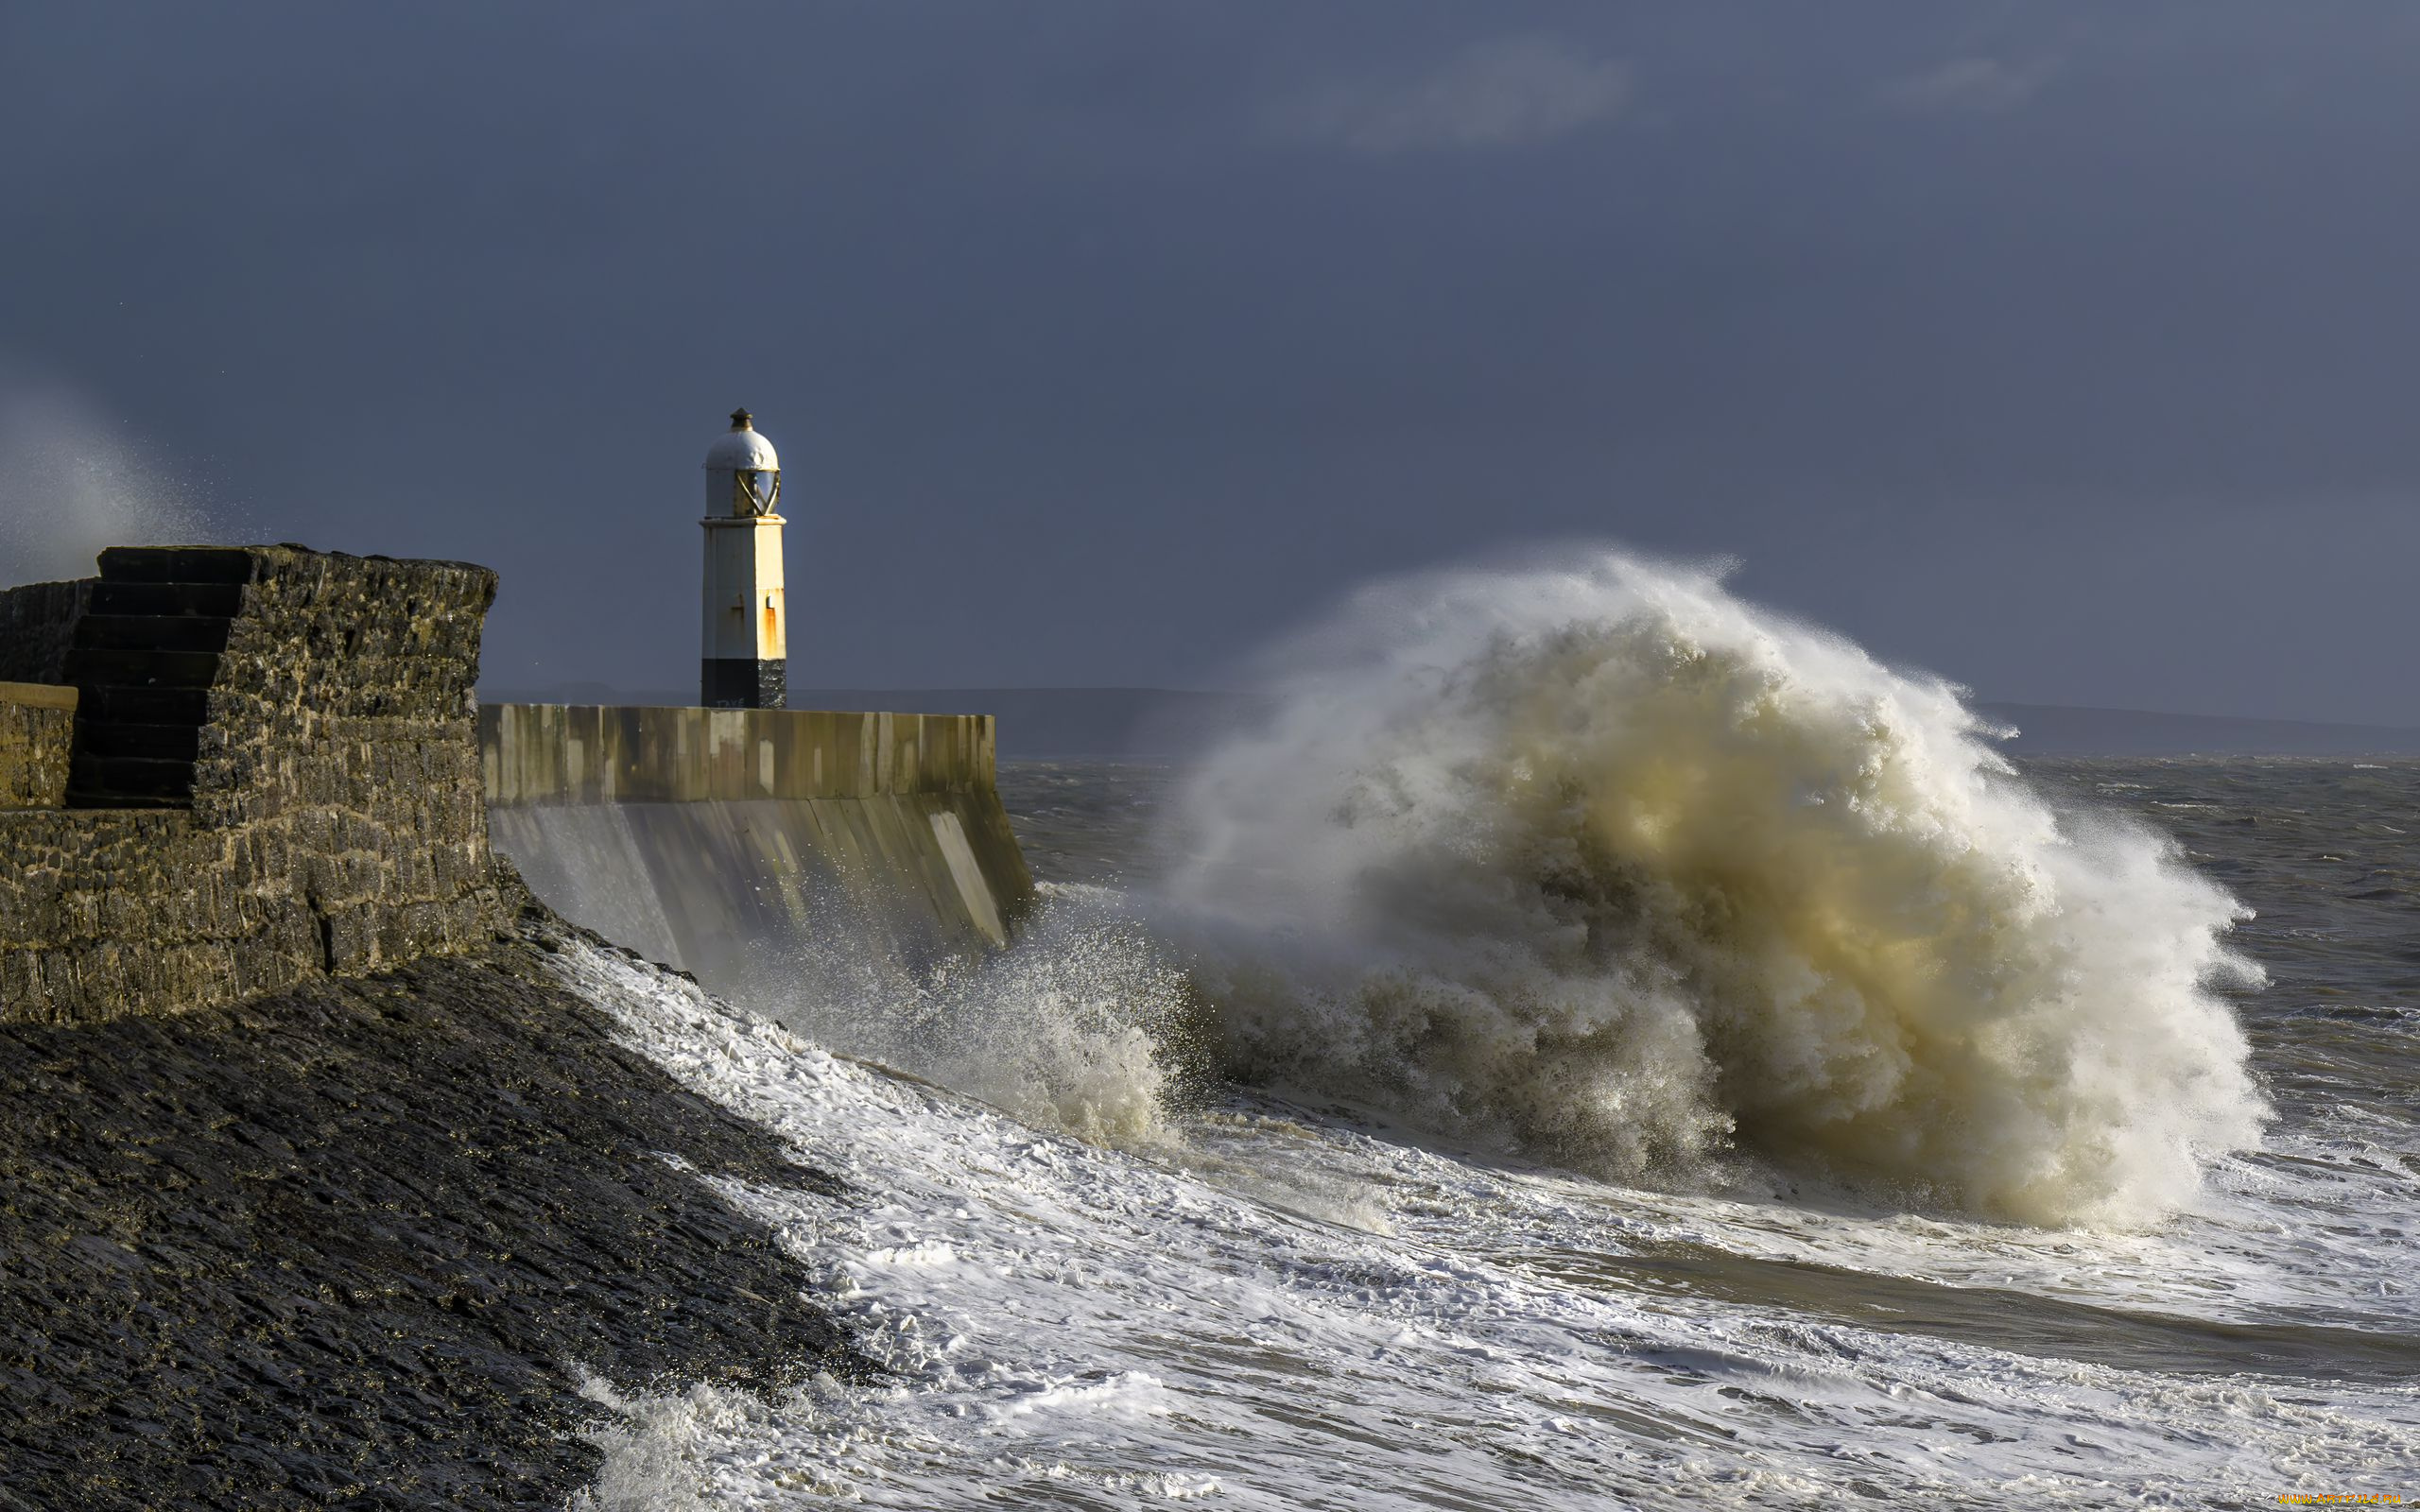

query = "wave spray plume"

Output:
[[1162, 550, 2267, 1227]]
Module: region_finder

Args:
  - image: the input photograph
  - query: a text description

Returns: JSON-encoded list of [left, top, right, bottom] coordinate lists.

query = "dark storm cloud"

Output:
[[2, 2, 2414, 721]]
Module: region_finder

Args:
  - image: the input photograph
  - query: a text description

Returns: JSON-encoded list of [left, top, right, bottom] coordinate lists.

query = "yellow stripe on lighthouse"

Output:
[[700, 408, 788, 709]]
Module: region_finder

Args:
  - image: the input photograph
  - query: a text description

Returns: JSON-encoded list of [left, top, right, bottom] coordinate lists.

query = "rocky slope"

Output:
[[0, 900, 869, 1511]]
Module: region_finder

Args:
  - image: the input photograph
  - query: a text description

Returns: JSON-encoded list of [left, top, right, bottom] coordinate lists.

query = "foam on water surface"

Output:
[[521, 553, 2420, 1507], [549, 939, 2420, 1510]]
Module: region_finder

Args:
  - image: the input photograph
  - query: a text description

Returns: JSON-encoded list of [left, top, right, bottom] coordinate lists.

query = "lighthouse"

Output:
[[700, 408, 787, 709]]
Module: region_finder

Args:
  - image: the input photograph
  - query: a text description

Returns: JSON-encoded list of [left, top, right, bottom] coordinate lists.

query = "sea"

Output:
[[541, 557, 2420, 1509]]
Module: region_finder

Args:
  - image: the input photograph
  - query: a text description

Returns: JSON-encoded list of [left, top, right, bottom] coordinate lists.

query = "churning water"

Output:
[[543, 554, 2419, 1508]]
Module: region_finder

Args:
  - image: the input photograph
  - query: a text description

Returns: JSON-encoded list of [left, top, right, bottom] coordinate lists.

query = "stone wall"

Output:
[[0, 578, 93, 685], [480, 704, 1035, 977], [0, 682, 76, 810], [0, 546, 516, 1024]]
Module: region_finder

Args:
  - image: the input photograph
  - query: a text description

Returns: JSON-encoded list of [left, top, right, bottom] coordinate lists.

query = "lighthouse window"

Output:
[[736, 469, 780, 515]]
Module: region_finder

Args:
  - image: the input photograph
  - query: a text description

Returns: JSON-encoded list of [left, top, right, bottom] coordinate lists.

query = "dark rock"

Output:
[[0, 928, 872, 1511]]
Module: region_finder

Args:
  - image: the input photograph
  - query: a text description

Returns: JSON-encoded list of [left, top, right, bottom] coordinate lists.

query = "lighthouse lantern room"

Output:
[[700, 408, 787, 709]]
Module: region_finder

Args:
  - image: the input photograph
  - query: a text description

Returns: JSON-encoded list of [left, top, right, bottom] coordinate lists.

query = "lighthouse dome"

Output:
[[704, 408, 780, 472]]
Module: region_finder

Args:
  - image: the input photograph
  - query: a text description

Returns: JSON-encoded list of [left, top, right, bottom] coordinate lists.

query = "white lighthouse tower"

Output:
[[700, 408, 787, 708]]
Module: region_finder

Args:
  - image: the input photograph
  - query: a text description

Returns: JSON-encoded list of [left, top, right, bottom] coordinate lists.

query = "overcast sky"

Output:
[[3, 3, 2416, 722]]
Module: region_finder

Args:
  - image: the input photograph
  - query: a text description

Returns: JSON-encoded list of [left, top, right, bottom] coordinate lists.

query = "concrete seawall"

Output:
[[479, 704, 1035, 985]]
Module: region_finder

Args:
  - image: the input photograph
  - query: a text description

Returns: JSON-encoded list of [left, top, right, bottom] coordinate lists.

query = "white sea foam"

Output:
[[1157, 550, 2270, 1226], [504, 549, 2402, 1505], [733, 882, 1202, 1151], [544, 937, 2420, 1510]]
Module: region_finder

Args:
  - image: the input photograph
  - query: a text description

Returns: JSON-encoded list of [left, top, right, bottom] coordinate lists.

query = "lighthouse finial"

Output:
[[730, 408, 753, 430]]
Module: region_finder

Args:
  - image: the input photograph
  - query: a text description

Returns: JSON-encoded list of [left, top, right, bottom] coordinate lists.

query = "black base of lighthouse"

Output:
[[701, 658, 786, 710]]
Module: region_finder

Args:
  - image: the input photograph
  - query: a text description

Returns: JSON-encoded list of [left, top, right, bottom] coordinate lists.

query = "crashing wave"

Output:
[[1159, 550, 2267, 1226]]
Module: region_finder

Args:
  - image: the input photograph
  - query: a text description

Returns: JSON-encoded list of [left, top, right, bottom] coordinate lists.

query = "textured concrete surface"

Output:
[[0, 681, 75, 810], [481, 704, 1036, 977], [479, 703, 1001, 802]]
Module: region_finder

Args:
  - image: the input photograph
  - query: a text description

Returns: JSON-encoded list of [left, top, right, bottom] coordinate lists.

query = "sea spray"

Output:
[[734, 882, 1208, 1150], [486, 781, 1211, 1153], [545, 929, 2415, 1509], [1158, 550, 2269, 1226], [0, 368, 224, 582]]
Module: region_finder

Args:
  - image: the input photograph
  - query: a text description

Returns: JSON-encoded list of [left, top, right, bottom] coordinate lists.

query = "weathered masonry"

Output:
[[0, 546, 515, 1023], [0, 541, 1039, 1024], [479, 703, 1035, 984], [0, 681, 77, 810]]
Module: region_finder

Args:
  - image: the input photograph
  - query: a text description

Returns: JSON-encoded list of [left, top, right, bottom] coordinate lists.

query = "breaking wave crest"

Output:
[[739, 884, 1203, 1151], [1160, 550, 2268, 1227]]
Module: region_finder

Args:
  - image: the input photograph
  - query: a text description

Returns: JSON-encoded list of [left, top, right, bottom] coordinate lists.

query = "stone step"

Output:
[[77, 684, 211, 727], [74, 720, 200, 762], [95, 546, 257, 585], [65, 553, 255, 815], [74, 613, 236, 654], [66, 752, 197, 804], [63, 647, 223, 690], [60, 788, 189, 810], [88, 581, 245, 618]]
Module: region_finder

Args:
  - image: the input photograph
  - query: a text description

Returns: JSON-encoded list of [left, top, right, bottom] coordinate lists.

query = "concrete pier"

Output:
[[478, 704, 1035, 982]]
